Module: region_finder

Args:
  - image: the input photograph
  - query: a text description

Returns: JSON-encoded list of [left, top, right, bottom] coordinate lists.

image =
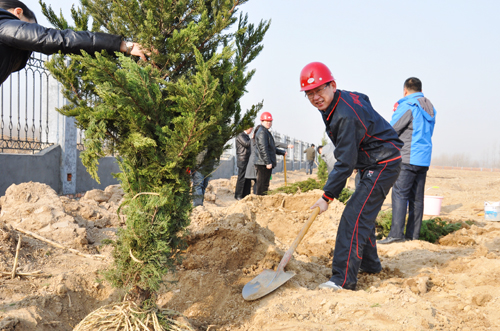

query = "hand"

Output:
[[288, 144, 294, 149], [130, 43, 149, 61], [311, 197, 329, 214], [284, 152, 287, 156], [120, 41, 149, 61], [266, 164, 272, 169]]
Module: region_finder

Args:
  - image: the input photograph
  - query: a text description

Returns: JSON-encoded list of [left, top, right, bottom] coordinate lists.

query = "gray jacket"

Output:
[[320, 142, 336, 174], [246, 137, 288, 179]]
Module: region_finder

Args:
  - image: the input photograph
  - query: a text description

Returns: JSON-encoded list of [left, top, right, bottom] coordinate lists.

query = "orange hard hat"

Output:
[[299, 62, 335, 92], [260, 112, 273, 121]]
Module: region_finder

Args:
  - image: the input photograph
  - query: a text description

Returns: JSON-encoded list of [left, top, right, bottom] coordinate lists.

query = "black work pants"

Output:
[[329, 159, 401, 290], [389, 163, 429, 240], [255, 165, 272, 195], [235, 164, 251, 199]]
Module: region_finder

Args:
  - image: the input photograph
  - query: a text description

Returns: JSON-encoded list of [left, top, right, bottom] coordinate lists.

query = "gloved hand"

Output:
[[311, 197, 330, 214]]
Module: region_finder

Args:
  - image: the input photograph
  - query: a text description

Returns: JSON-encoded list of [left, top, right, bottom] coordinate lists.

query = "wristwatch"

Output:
[[125, 41, 134, 55], [321, 195, 333, 204]]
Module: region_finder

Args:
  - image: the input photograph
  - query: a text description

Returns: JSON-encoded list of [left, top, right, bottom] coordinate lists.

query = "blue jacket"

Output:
[[391, 92, 436, 167], [321, 90, 403, 200]]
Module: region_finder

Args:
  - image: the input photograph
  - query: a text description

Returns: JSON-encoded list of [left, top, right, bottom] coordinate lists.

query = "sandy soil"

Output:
[[1, 168, 500, 330]]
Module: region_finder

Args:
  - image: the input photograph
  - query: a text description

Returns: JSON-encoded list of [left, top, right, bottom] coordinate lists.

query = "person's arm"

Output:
[[236, 133, 251, 149], [275, 141, 289, 149], [390, 103, 413, 136], [276, 148, 286, 156], [0, 19, 146, 59], [322, 115, 365, 201]]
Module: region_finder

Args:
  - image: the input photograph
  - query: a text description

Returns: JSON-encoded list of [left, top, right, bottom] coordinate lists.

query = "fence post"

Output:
[[299, 141, 303, 170], [283, 134, 288, 172], [47, 77, 77, 195]]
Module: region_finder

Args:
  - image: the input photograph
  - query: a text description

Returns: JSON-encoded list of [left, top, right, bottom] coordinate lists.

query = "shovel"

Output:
[[242, 207, 321, 301]]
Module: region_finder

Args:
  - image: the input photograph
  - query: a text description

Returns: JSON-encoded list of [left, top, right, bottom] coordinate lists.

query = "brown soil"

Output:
[[1, 169, 500, 330]]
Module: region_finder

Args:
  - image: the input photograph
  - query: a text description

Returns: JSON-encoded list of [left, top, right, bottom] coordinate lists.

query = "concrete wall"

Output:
[[0, 145, 61, 196], [75, 151, 121, 192], [0, 148, 312, 197], [211, 156, 236, 180]]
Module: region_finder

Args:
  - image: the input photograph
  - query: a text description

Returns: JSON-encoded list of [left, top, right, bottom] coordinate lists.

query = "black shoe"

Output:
[[377, 237, 405, 244]]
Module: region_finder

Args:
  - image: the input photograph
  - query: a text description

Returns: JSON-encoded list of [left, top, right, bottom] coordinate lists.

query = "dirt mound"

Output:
[[0, 182, 126, 331], [3, 169, 500, 330], [158, 194, 333, 330]]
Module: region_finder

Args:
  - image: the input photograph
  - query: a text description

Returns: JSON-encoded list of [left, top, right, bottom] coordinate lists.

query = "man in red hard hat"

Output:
[[302, 62, 403, 291], [253, 112, 287, 195]]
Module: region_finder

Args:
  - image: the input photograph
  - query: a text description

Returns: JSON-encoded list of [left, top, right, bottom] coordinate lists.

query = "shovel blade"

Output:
[[242, 269, 296, 301]]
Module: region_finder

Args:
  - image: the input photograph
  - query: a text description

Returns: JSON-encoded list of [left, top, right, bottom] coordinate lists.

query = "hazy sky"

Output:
[[34, 0, 500, 162]]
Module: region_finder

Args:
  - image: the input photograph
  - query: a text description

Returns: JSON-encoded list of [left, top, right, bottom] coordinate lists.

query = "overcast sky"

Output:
[[34, 0, 500, 164]]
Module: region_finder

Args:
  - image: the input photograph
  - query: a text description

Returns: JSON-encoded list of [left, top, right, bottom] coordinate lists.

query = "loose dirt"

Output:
[[1, 168, 500, 330]]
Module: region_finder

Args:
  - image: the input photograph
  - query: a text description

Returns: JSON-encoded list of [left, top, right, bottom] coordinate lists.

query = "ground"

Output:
[[1, 168, 500, 330]]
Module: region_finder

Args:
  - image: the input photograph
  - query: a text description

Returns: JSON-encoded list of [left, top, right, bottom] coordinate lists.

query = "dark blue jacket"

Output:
[[391, 92, 436, 166], [321, 90, 403, 200]]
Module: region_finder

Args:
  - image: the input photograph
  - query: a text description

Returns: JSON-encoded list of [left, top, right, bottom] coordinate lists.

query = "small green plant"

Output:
[[338, 188, 354, 205], [370, 303, 381, 308], [267, 178, 324, 195], [267, 178, 353, 205], [375, 210, 465, 243], [375, 210, 393, 239], [419, 218, 462, 243], [317, 135, 329, 183]]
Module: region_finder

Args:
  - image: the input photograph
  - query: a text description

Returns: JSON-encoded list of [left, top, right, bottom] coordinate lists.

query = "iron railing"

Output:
[[0, 54, 53, 153]]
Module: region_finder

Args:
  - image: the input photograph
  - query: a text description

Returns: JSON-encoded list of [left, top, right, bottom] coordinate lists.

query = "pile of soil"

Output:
[[1, 169, 500, 330]]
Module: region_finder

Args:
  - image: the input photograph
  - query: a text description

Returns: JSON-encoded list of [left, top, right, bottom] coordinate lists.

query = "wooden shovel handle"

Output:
[[277, 207, 320, 272]]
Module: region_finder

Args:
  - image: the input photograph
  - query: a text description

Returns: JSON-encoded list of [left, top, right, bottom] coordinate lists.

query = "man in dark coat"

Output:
[[0, 0, 147, 85], [234, 127, 253, 200], [254, 112, 286, 195], [300, 62, 403, 291], [304, 144, 316, 175]]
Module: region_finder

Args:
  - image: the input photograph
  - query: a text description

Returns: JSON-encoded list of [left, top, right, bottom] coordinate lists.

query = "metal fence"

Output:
[[1, 55, 313, 167], [0, 54, 53, 153]]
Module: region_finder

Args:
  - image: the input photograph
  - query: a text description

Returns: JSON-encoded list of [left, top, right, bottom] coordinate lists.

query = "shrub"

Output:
[[375, 210, 467, 243], [267, 178, 354, 204]]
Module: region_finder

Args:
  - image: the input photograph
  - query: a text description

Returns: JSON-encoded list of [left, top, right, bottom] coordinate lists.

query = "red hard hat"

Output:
[[260, 112, 273, 121], [300, 62, 335, 91]]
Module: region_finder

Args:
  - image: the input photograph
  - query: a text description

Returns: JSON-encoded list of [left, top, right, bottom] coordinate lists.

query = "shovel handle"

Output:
[[276, 207, 320, 272]]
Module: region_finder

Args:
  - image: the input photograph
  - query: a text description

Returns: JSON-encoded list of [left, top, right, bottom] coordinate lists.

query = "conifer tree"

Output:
[[317, 135, 329, 183], [40, 0, 269, 305]]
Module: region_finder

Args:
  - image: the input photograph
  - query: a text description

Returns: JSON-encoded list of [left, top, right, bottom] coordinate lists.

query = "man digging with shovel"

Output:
[[302, 62, 403, 291]]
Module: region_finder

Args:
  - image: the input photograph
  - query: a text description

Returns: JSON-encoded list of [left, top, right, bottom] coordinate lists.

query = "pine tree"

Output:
[[40, 0, 269, 305], [317, 135, 329, 183]]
